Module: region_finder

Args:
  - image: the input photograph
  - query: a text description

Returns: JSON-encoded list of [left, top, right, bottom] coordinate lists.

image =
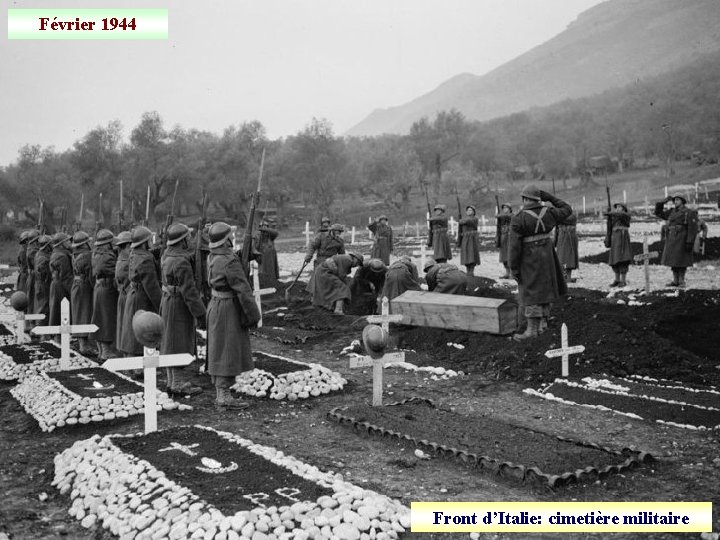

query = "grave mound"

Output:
[[0, 341, 96, 381], [580, 237, 720, 265]]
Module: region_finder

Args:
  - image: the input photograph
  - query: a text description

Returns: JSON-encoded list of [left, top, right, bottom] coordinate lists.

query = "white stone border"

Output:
[[233, 351, 346, 400], [10, 368, 190, 432], [0, 342, 96, 381], [52, 425, 410, 539]]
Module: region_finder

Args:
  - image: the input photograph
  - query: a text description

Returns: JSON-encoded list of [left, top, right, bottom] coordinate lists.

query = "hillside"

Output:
[[347, 0, 720, 136]]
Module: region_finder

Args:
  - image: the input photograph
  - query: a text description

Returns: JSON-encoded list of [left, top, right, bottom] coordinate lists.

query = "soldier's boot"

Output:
[[499, 264, 511, 279], [466, 265, 475, 277], [666, 270, 679, 287], [171, 367, 202, 396], [78, 337, 95, 357], [165, 367, 175, 394], [333, 300, 344, 315], [215, 387, 249, 411], [566, 269, 576, 283], [513, 317, 540, 341], [609, 271, 620, 287], [678, 269, 687, 288], [619, 272, 627, 288]]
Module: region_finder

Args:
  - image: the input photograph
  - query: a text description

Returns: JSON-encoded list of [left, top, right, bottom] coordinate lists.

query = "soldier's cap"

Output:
[[399, 255, 413, 265], [348, 252, 364, 265], [433, 204, 446, 212], [466, 205, 476, 213], [51, 232, 71, 247], [671, 193, 687, 204], [26, 229, 40, 244], [368, 258, 386, 273], [423, 257, 437, 272], [130, 226, 153, 249], [18, 230, 30, 244], [614, 203, 629, 213], [95, 229, 114, 246], [330, 223, 344, 233], [378, 215, 388, 221], [520, 184, 541, 201], [71, 231, 91, 248], [38, 234, 53, 247], [208, 221, 233, 249], [114, 231, 132, 247], [166, 223, 190, 246], [501, 203, 513, 211], [321, 216, 331, 224]]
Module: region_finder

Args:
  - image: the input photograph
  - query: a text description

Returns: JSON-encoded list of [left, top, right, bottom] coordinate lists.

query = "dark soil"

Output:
[[48, 368, 141, 398], [0, 342, 62, 365], [542, 382, 720, 429], [579, 237, 720, 265], [0, 323, 14, 336], [253, 351, 310, 376], [595, 375, 720, 409], [338, 400, 635, 477], [112, 425, 334, 514]]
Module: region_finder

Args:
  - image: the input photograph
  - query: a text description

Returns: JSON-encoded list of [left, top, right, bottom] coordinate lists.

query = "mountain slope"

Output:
[[347, 0, 720, 136]]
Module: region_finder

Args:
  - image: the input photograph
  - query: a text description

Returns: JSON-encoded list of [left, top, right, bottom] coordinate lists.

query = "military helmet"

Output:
[[466, 205, 476, 214], [166, 223, 190, 246], [671, 193, 687, 204], [320, 216, 331, 225], [51, 232, 71, 247], [520, 184, 541, 201], [18, 230, 30, 244], [614, 203, 629, 213], [378, 215, 388, 222], [114, 231, 132, 247], [208, 221, 233, 249], [95, 229, 114, 246], [433, 204, 446, 212], [26, 230, 40, 244], [330, 223, 344, 233], [71, 231, 91, 248], [423, 257, 437, 272], [38, 234, 53, 248], [130, 226, 153, 249], [501, 203, 513, 212], [348, 252, 364, 265], [368, 258, 386, 273]]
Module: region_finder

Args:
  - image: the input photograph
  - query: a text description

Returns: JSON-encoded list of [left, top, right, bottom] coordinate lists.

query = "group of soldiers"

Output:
[[15, 218, 283, 411]]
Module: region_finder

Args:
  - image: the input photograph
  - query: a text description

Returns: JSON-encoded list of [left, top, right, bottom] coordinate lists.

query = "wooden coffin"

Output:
[[390, 291, 517, 335]]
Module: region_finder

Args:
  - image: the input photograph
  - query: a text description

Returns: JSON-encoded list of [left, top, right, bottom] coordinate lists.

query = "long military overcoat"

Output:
[[368, 221, 393, 265], [306, 232, 345, 295], [33, 247, 52, 323], [655, 203, 699, 268], [114, 249, 130, 349], [160, 245, 206, 354], [16, 245, 28, 293], [49, 246, 73, 326], [605, 210, 632, 267], [458, 217, 480, 266], [555, 213, 579, 270], [508, 192, 571, 307], [118, 248, 162, 355], [25, 243, 39, 313], [91, 244, 118, 343], [382, 260, 421, 300], [312, 254, 355, 310], [71, 248, 94, 337], [496, 214, 512, 263], [206, 245, 259, 377], [254, 226, 280, 283], [425, 263, 467, 294], [428, 216, 452, 261]]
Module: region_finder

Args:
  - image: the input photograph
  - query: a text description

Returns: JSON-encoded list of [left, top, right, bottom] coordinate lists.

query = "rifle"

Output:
[[144, 185, 151, 226], [76, 192, 84, 232], [118, 179, 125, 231], [163, 179, 180, 243], [96, 192, 103, 232], [37, 199, 45, 234], [60, 207, 68, 233], [421, 180, 432, 245], [194, 190, 208, 293], [454, 186, 462, 221], [240, 148, 266, 274], [604, 184, 612, 248], [495, 195, 501, 215]]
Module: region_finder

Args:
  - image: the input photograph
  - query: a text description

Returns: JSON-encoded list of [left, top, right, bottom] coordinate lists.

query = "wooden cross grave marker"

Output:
[[31, 298, 97, 369], [544, 323, 585, 377], [251, 261, 276, 328], [14, 310, 45, 344], [633, 236, 659, 294], [366, 296, 404, 333], [104, 347, 192, 433], [411, 243, 428, 283], [349, 325, 405, 407]]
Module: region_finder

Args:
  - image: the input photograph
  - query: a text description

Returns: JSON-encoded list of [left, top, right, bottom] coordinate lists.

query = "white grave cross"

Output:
[[349, 349, 405, 407], [544, 323, 585, 377], [103, 347, 193, 433], [15, 310, 45, 344], [31, 298, 97, 369], [633, 237, 659, 294], [251, 261, 276, 328], [366, 296, 404, 333], [412, 243, 428, 281]]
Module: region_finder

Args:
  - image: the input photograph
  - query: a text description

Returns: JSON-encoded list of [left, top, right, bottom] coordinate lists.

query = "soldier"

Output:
[[71, 231, 95, 355], [305, 223, 346, 297], [427, 204, 452, 263], [654, 194, 698, 288], [206, 222, 260, 410], [253, 218, 279, 284], [348, 258, 387, 315], [368, 215, 393, 265], [496, 204, 513, 279], [458, 205, 480, 276], [49, 232, 73, 327], [603, 203, 632, 287], [114, 231, 132, 353], [160, 223, 206, 396], [33, 234, 53, 325], [313, 252, 364, 314], [118, 226, 162, 357], [25, 230, 40, 316], [555, 211, 579, 283], [423, 259, 467, 294], [382, 256, 421, 300], [91, 229, 118, 360], [509, 185, 571, 341], [16, 230, 30, 293]]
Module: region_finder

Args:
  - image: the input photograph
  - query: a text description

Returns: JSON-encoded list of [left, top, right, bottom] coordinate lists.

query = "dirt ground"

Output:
[[1, 237, 719, 539]]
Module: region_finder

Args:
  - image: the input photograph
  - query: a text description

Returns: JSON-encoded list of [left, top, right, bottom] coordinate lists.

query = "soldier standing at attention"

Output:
[[458, 205, 480, 276], [91, 229, 118, 361], [428, 204, 452, 263], [114, 232, 132, 354], [509, 185, 571, 341], [160, 223, 206, 396], [49, 232, 73, 327], [604, 203, 632, 288], [33, 234, 53, 325], [16, 230, 30, 293], [119, 226, 162, 358], [206, 222, 260, 410], [496, 204, 513, 279], [25, 230, 40, 317], [368, 215, 393, 265], [423, 259, 467, 294], [254, 218, 280, 284], [555, 211, 579, 283], [654, 194, 699, 288], [305, 222, 346, 298], [71, 231, 95, 356]]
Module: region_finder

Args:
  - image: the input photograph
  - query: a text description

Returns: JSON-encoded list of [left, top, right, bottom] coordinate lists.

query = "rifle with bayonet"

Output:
[[76, 193, 84, 232], [143, 185, 150, 227], [96, 192, 103, 233], [240, 148, 266, 275], [604, 184, 612, 248], [37, 199, 45, 235], [163, 179, 180, 246], [194, 189, 208, 296], [421, 180, 432, 247], [118, 179, 125, 232]]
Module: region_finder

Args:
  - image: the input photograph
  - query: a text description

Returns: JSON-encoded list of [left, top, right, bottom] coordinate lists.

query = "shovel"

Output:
[[285, 260, 310, 303]]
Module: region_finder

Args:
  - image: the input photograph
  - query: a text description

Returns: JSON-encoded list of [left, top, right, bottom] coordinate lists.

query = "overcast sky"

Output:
[[1, 0, 605, 165]]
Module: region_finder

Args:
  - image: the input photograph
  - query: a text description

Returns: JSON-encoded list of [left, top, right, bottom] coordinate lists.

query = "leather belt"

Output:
[[211, 290, 235, 298], [522, 232, 553, 243], [613, 226, 629, 231], [163, 285, 179, 294]]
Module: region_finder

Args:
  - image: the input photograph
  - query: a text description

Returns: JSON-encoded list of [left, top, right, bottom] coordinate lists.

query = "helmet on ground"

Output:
[[114, 231, 132, 247], [671, 193, 687, 204], [95, 229, 114, 246], [130, 226, 153, 249], [51, 232, 71, 247], [423, 257, 437, 272], [208, 222, 233, 249], [348, 252, 364, 265], [71, 231, 91, 248], [38, 234, 53, 248], [26, 230, 40, 244], [520, 184, 541, 201], [368, 258, 386, 273], [330, 223, 344, 233], [166, 223, 190, 246]]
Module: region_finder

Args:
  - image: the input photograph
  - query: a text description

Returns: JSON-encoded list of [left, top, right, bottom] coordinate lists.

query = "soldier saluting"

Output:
[[654, 193, 698, 288]]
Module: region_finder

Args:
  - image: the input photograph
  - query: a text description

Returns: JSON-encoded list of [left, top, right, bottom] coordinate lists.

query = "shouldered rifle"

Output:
[[240, 148, 265, 274], [96, 192, 104, 232], [454, 186, 462, 221], [37, 198, 45, 234], [118, 179, 124, 231], [163, 179, 180, 244], [76, 192, 84, 232], [144, 184, 151, 227], [194, 190, 208, 293], [495, 195, 501, 215], [605, 184, 612, 248], [421, 180, 432, 244]]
